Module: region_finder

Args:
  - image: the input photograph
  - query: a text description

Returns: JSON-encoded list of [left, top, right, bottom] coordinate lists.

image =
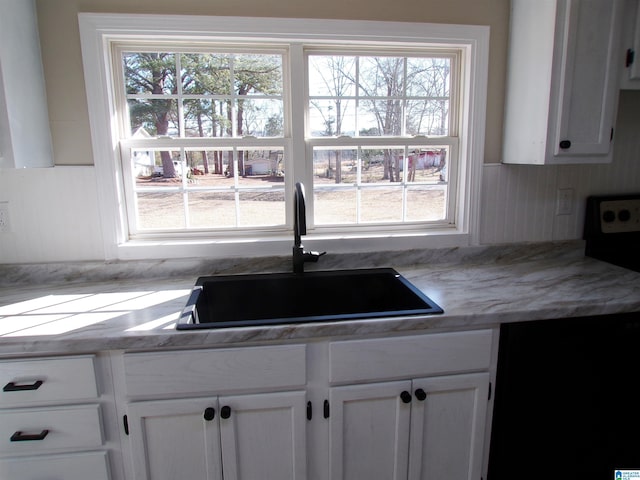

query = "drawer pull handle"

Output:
[[10, 430, 49, 442], [3, 380, 44, 392]]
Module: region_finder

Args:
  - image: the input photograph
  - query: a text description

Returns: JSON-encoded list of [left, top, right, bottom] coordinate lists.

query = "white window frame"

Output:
[[79, 14, 488, 261]]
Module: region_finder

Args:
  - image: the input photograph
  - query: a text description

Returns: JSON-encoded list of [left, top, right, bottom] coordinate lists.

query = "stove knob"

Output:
[[602, 210, 616, 223], [618, 209, 631, 222]]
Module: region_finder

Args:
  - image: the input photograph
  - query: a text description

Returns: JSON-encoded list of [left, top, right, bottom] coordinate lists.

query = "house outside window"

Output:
[[79, 15, 488, 260]]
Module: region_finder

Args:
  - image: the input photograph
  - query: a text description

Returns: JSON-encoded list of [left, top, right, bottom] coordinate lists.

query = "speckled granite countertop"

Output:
[[0, 241, 638, 356]]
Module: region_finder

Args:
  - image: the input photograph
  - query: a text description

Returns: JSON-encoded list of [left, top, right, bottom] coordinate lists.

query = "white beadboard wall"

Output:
[[0, 166, 104, 263], [480, 90, 640, 244]]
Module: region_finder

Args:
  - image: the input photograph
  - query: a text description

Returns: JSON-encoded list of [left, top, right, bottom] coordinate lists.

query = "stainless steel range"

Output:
[[584, 193, 640, 272]]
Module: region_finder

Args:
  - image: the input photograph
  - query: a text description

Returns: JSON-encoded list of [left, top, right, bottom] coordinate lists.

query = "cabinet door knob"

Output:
[[220, 406, 231, 419], [559, 140, 571, 149], [203, 407, 216, 421], [415, 388, 427, 401], [3, 380, 43, 392], [400, 391, 412, 403]]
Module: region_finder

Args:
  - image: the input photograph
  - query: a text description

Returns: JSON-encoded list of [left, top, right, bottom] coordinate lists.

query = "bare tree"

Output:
[[309, 56, 356, 183]]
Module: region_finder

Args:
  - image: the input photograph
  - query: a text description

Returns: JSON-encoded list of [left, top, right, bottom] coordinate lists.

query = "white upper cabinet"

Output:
[[0, 0, 53, 168], [620, 0, 640, 89], [503, 0, 624, 164]]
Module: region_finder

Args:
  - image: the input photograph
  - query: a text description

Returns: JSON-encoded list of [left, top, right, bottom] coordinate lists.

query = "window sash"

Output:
[[304, 48, 460, 138]]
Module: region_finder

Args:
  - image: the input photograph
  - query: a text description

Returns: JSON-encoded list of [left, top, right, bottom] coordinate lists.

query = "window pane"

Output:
[[238, 190, 285, 226], [188, 191, 236, 228], [133, 150, 183, 181], [313, 148, 357, 184], [238, 149, 285, 186], [237, 99, 284, 137], [308, 99, 356, 136], [360, 148, 404, 184], [124, 53, 176, 95], [406, 99, 449, 136], [308, 56, 356, 96], [406, 186, 446, 221], [314, 188, 356, 225], [358, 100, 402, 136], [128, 99, 178, 137], [360, 187, 403, 223], [136, 192, 185, 229], [233, 54, 283, 96], [183, 99, 230, 137], [358, 57, 404, 97], [406, 147, 448, 183], [406, 57, 450, 97], [181, 53, 231, 95]]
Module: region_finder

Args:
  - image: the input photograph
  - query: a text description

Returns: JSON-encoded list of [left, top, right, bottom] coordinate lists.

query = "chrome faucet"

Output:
[[293, 182, 325, 274]]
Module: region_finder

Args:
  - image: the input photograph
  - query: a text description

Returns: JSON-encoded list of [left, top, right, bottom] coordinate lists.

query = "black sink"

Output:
[[176, 268, 443, 329]]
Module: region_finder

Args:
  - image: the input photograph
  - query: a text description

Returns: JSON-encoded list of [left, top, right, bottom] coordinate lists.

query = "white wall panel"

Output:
[[0, 166, 104, 263], [479, 163, 557, 244], [481, 90, 640, 245]]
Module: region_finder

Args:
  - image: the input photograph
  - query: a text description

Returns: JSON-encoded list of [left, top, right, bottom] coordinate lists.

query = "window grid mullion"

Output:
[[176, 54, 185, 138]]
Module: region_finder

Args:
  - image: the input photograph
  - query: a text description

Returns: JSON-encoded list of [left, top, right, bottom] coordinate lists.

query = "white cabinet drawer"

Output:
[[124, 344, 307, 397], [329, 329, 494, 384], [0, 355, 98, 407], [0, 404, 103, 454], [0, 451, 110, 480]]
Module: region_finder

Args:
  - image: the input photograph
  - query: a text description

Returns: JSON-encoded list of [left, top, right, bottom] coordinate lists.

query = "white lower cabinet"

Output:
[[329, 374, 489, 480], [407, 374, 490, 480], [327, 329, 495, 480], [329, 380, 412, 480], [119, 330, 495, 480], [0, 355, 112, 480], [126, 391, 307, 480], [121, 345, 309, 480]]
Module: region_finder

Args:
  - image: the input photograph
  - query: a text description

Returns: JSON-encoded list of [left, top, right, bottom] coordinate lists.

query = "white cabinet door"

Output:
[[126, 398, 222, 480], [329, 381, 412, 480], [554, 0, 623, 157], [218, 391, 307, 480], [408, 373, 490, 480], [503, 0, 624, 164], [127, 391, 306, 480]]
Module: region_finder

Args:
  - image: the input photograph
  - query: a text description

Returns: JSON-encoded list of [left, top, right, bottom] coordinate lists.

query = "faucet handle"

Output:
[[306, 250, 327, 262]]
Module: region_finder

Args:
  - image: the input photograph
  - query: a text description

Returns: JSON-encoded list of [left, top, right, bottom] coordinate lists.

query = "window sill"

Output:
[[115, 228, 471, 261]]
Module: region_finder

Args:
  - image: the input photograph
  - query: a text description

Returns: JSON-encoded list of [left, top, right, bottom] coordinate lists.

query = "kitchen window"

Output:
[[79, 15, 488, 259]]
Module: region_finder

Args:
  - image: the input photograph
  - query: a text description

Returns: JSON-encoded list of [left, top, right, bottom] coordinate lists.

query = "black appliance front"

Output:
[[488, 313, 640, 479], [584, 194, 640, 272]]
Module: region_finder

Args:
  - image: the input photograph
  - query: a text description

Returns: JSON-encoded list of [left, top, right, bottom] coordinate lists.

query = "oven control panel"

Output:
[[599, 199, 640, 234]]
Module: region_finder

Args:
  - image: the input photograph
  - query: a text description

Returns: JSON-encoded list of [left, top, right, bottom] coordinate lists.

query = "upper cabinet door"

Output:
[[503, 0, 624, 164], [554, 0, 623, 157], [620, 0, 640, 89]]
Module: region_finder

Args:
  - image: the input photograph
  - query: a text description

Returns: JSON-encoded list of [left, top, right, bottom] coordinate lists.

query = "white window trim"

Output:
[[78, 13, 488, 261]]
